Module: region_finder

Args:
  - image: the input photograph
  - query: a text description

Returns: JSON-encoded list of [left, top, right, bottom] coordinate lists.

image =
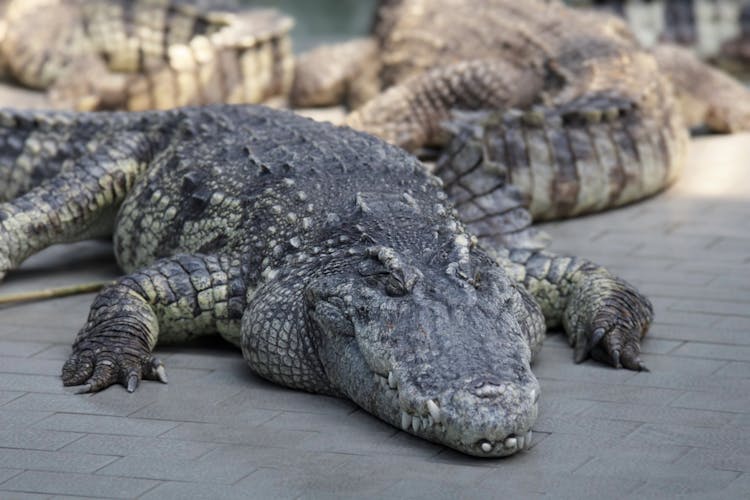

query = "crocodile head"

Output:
[[306, 239, 543, 457]]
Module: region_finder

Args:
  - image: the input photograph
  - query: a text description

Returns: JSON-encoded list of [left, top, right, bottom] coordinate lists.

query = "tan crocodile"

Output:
[[0, 0, 294, 111], [292, 0, 750, 232]]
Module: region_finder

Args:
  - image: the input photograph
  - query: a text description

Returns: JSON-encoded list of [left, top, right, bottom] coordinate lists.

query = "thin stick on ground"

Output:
[[0, 281, 113, 306]]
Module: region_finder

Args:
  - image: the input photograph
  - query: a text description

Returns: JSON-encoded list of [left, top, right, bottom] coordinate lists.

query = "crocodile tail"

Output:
[[49, 2, 295, 111], [0, 108, 149, 201], [433, 125, 550, 251], [435, 91, 688, 223]]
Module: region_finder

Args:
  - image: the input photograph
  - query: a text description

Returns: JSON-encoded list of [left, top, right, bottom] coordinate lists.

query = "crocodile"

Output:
[[574, 0, 750, 79], [0, 105, 652, 457], [292, 0, 750, 226], [0, 0, 294, 111]]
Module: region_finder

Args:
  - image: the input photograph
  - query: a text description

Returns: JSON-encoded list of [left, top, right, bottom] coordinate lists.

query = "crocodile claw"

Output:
[[568, 271, 653, 372], [63, 349, 167, 393]]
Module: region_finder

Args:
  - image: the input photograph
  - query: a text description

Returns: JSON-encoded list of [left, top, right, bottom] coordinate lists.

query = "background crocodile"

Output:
[[0, 0, 294, 110], [292, 0, 750, 237], [572, 0, 750, 77], [0, 105, 652, 457]]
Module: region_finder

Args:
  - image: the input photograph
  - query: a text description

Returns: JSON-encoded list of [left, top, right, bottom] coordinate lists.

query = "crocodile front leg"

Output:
[[496, 248, 652, 371], [63, 253, 247, 393], [345, 59, 543, 151], [291, 38, 382, 109]]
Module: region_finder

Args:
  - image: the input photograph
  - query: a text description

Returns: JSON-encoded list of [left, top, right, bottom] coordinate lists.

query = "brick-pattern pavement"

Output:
[[0, 125, 748, 497]]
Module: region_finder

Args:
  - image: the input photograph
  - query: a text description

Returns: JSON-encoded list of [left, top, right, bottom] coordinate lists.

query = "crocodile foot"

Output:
[[567, 272, 653, 371], [62, 348, 167, 393]]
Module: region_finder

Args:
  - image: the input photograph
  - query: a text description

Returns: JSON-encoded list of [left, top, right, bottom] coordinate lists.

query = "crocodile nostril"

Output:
[[470, 376, 507, 398]]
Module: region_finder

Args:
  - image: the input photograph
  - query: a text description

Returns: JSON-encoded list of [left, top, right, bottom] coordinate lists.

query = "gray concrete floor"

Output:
[[0, 126, 748, 498]]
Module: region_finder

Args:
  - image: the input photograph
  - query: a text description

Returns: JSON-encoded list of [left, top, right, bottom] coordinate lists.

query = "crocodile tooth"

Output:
[[426, 415, 433, 428], [412, 416, 421, 432], [421, 416, 430, 429], [388, 371, 397, 389], [530, 388, 538, 404], [517, 435, 525, 450], [401, 411, 410, 431], [504, 436, 517, 449], [525, 431, 533, 447], [480, 440, 493, 453], [427, 399, 441, 423]]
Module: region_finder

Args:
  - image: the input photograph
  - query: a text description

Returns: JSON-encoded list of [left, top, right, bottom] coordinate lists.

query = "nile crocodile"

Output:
[[0, 0, 294, 111], [0, 105, 652, 457], [293, 0, 750, 226]]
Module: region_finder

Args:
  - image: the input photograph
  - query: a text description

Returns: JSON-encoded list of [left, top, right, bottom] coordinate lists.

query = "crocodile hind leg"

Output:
[[345, 59, 544, 151], [63, 254, 248, 393], [0, 131, 153, 279], [496, 248, 652, 371]]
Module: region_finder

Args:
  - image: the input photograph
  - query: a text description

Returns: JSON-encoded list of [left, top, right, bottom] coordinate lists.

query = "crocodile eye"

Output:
[[384, 275, 408, 297]]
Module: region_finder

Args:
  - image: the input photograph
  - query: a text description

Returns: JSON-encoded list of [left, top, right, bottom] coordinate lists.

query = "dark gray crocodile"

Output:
[[0, 105, 651, 457], [0, 0, 294, 111], [292, 0, 750, 228]]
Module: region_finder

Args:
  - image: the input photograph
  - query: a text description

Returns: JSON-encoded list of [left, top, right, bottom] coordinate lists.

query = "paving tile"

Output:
[[0, 374, 66, 394], [31, 345, 73, 361], [0, 492, 53, 500], [575, 457, 740, 496], [540, 378, 685, 406], [648, 323, 750, 346], [0, 356, 68, 376], [717, 473, 750, 499], [0, 341, 52, 358], [671, 342, 750, 362], [636, 353, 727, 375], [640, 282, 750, 303], [0, 429, 83, 451], [234, 466, 398, 499], [2, 393, 134, 416], [580, 401, 733, 427], [161, 422, 317, 448], [716, 315, 750, 331], [669, 299, 750, 318], [0, 467, 24, 483], [139, 482, 250, 500], [206, 383, 358, 416], [0, 409, 52, 430], [0, 449, 117, 473], [625, 371, 750, 393], [129, 393, 279, 426], [33, 413, 180, 437], [478, 468, 644, 499], [533, 431, 690, 464], [98, 455, 256, 484], [650, 309, 723, 328], [59, 434, 217, 460], [677, 447, 750, 473], [670, 389, 750, 414], [196, 444, 352, 474], [0, 391, 24, 406], [637, 423, 750, 451], [1, 470, 158, 499], [714, 361, 750, 378]]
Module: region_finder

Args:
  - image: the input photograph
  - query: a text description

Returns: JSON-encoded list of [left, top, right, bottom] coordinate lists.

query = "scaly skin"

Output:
[[0, 105, 651, 457], [0, 0, 294, 111], [295, 0, 750, 222]]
